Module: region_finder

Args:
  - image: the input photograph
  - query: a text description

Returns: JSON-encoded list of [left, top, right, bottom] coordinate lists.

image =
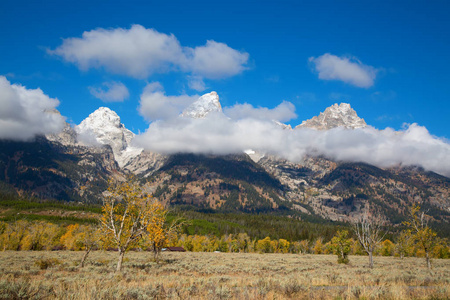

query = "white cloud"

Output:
[[134, 114, 288, 155], [89, 81, 129, 102], [50, 25, 183, 78], [299, 124, 450, 177], [50, 25, 249, 83], [185, 40, 249, 79], [309, 53, 378, 88], [134, 110, 450, 177], [0, 76, 66, 141], [187, 75, 207, 92], [138, 82, 199, 122], [224, 101, 297, 122], [75, 129, 102, 147]]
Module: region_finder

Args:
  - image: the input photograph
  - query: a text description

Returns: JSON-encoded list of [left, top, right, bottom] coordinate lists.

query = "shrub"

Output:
[[34, 258, 61, 270], [331, 230, 352, 264]]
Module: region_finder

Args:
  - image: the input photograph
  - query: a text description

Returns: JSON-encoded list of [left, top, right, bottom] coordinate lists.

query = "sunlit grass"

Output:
[[0, 251, 448, 299]]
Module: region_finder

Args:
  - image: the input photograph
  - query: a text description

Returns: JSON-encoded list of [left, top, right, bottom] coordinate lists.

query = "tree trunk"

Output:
[[153, 243, 160, 264], [116, 249, 125, 272], [369, 251, 374, 268], [426, 251, 432, 270], [80, 248, 91, 268]]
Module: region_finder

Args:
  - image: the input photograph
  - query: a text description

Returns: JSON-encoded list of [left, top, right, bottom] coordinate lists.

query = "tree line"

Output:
[[1, 207, 448, 269], [0, 179, 448, 272]]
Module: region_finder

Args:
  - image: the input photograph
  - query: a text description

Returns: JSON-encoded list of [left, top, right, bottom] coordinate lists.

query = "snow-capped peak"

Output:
[[181, 91, 222, 119], [76, 107, 142, 167], [77, 108, 118, 133], [296, 103, 366, 130]]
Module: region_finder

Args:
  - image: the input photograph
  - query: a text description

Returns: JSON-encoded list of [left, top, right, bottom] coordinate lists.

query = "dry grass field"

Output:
[[0, 251, 449, 299]]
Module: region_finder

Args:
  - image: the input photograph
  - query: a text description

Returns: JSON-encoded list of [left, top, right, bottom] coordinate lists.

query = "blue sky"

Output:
[[1, 0, 449, 138], [2, 0, 450, 177]]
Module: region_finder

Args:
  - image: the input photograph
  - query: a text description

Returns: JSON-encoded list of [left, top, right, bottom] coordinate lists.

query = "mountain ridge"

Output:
[[0, 94, 448, 229]]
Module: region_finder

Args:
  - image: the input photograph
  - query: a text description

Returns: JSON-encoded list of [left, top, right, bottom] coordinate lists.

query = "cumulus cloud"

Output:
[[134, 114, 288, 155], [138, 82, 199, 122], [224, 101, 297, 122], [185, 40, 249, 79], [309, 53, 378, 88], [49, 25, 249, 84], [187, 75, 207, 92], [75, 129, 102, 147], [0, 76, 66, 141], [134, 111, 450, 177], [298, 124, 450, 177], [49, 25, 183, 78], [89, 81, 129, 102]]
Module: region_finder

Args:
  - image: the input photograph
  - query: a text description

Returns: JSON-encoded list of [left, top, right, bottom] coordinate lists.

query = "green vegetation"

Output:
[[0, 196, 101, 213], [178, 209, 345, 242], [0, 193, 100, 224], [331, 230, 352, 264]]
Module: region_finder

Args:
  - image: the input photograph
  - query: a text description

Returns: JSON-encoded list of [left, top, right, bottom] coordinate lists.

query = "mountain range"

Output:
[[1, 92, 449, 231]]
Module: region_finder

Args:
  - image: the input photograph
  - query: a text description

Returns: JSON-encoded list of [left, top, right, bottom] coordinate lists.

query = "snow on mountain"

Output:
[[75, 107, 142, 167], [296, 103, 366, 130], [181, 91, 222, 119], [273, 120, 292, 130]]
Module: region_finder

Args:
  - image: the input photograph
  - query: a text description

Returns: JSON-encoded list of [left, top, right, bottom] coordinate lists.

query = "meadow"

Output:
[[0, 251, 449, 299]]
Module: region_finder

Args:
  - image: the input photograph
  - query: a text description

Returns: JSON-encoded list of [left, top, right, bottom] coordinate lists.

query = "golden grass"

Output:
[[0, 251, 449, 299]]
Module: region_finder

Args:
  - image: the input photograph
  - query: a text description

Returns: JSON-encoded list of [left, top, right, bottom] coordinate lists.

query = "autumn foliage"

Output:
[[100, 178, 170, 271]]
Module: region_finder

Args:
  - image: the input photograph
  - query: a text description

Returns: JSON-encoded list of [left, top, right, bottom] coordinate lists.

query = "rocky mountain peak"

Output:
[[181, 91, 222, 119], [296, 103, 366, 130], [76, 107, 142, 167], [79, 107, 122, 129], [45, 110, 78, 146]]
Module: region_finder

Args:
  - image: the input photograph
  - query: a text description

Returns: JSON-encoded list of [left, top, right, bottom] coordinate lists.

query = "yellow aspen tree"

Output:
[[21, 221, 59, 251], [278, 239, 290, 253], [2, 220, 28, 250], [313, 238, 324, 254], [256, 236, 272, 253], [395, 230, 412, 259], [60, 224, 81, 250], [404, 205, 437, 269], [146, 205, 184, 262], [145, 201, 166, 256], [432, 238, 450, 259], [101, 178, 162, 272], [236, 233, 251, 253], [0, 221, 6, 250], [323, 241, 333, 254]]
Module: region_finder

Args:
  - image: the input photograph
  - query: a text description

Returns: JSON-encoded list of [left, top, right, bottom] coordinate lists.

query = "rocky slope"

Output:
[[144, 153, 286, 213], [0, 137, 118, 203]]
